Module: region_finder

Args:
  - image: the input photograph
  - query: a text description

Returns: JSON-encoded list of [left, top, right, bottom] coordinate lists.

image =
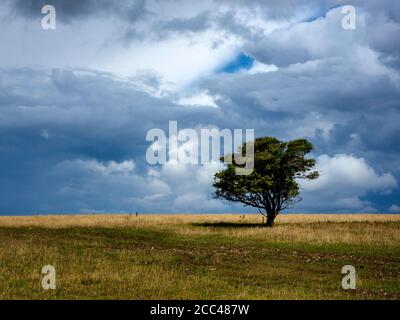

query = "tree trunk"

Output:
[[266, 213, 276, 227]]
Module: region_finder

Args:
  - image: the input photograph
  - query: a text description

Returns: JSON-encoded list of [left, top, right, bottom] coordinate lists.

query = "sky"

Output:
[[0, 0, 399, 214]]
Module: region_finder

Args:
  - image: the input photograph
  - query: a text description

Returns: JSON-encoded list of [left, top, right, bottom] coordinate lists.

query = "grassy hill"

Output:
[[0, 214, 399, 299]]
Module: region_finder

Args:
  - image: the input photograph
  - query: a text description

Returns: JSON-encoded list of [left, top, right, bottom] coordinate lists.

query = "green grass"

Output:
[[0, 214, 399, 299]]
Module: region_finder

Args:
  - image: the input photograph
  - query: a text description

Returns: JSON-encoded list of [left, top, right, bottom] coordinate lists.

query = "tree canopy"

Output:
[[213, 137, 319, 226]]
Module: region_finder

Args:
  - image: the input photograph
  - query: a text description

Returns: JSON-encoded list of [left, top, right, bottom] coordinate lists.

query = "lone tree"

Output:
[[213, 137, 319, 227]]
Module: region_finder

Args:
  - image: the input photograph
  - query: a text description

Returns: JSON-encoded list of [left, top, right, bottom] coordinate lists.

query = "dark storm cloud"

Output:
[[10, 0, 149, 23], [214, 63, 400, 153], [161, 12, 211, 33], [0, 67, 235, 213]]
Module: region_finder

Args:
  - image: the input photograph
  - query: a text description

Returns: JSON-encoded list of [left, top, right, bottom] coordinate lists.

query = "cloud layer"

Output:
[[0, 0, 399, 214]]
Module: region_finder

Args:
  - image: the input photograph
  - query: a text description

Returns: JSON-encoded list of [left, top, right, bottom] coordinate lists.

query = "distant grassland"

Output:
[[0, 214, 399, 299]]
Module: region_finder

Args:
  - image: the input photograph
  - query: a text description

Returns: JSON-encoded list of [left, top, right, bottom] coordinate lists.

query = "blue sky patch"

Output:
[[219, 53, 254, 73]]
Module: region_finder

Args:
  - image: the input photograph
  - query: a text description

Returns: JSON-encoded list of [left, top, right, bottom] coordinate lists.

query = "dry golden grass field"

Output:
[[0, 214, 399, 299]]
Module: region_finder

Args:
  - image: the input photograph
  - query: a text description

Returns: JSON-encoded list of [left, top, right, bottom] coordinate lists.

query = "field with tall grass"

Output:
[[0, 214, 399, 299]]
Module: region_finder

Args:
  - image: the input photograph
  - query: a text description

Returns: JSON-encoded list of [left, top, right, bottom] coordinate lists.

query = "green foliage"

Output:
[[213, 137, 319, 225]]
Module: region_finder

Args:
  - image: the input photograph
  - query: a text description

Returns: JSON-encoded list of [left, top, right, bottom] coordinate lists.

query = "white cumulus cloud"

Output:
[[300, 154, 398, 212]]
